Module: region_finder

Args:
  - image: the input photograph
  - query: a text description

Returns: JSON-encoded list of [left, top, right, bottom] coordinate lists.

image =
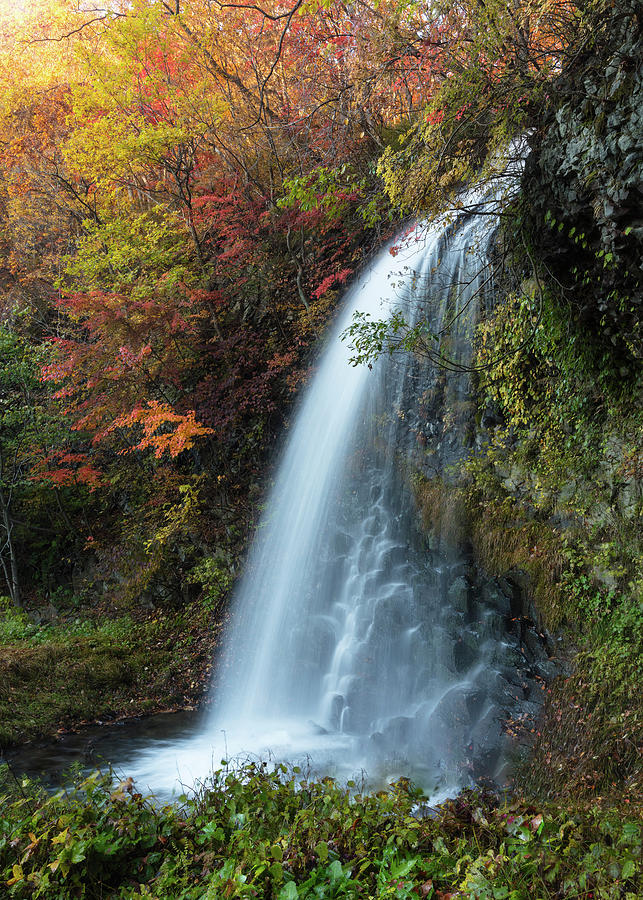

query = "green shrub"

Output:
[[1, 764, 640, 898]]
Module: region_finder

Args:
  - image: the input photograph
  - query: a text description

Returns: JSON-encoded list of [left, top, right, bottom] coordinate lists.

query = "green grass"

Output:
[[0, 603, 135, 646], [0, 600, 219, 749]]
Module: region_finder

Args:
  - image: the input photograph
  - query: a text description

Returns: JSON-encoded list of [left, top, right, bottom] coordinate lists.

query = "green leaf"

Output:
[[270, 862, 284, 882], [278, 883, 298, 900], [329, 859, 343, 882], [391, 857, 418, 878], [622, 858, 637, 879], [70, 842, 87, 864], [621, 823, 640, 840]]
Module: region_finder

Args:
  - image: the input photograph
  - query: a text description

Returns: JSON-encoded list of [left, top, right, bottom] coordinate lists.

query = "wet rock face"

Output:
[[425, 568, 556, 782], [317, 511, 558, 787], [523, 0, 642, 354], [408, 423, 557, 782]]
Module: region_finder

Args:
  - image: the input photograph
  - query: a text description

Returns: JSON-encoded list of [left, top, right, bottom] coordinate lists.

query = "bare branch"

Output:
[[23, 13, 125, 44], [208, 0, 305, 23]]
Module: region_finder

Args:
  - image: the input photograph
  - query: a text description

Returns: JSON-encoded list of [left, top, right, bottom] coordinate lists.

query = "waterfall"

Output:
[[210, 211, 496, 762], [127, 182, 545, 798]]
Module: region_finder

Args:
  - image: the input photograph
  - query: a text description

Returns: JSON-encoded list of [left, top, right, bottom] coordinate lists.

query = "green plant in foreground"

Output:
[[1, 763, 640, 899]]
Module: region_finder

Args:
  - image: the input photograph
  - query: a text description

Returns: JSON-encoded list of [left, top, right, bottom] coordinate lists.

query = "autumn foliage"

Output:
[[0, 0, 592, 604]]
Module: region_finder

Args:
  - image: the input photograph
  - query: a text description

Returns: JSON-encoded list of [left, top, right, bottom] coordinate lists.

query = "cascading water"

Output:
[[121, 179, 550, 798], [205, 208, 498, 786]]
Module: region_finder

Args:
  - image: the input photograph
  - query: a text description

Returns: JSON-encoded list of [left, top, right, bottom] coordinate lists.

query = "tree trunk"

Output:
[[286, 226, 310, 312], [0, 481, 20, 607]]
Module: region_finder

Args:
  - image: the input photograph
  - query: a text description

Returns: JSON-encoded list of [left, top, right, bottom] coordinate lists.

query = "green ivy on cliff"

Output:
[[466, 255, 642, 802]]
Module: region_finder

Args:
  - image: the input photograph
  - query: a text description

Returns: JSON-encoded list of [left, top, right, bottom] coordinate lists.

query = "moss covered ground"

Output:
[[0, 599, 221, 750]]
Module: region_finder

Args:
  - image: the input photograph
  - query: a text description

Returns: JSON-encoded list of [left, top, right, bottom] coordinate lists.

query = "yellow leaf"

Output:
[[6, 863, 24, 886], [52, 828, 68, 845]]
